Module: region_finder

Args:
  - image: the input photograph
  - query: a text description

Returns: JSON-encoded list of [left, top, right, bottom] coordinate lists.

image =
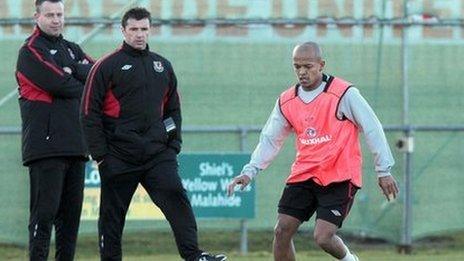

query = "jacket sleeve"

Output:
[[72, 63, 93, 83], [16, 45, 85, 98], [80, 61, 110, 162], [69, 44, 95, 83], [248, 99, 292, 171], [163, 64, 182, 153]]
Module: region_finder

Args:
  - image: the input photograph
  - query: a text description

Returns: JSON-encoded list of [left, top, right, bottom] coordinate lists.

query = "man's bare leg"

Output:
[[273, 214, 301, 261], [314, 219, 358, 260]]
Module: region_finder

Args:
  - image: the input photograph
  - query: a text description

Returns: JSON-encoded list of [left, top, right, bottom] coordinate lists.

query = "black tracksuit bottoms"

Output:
[[28, 157, 85, 261], [98, 151, 202, 261]]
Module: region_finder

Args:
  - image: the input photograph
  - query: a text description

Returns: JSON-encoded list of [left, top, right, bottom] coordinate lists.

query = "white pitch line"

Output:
[[0, 89, 17, 107]]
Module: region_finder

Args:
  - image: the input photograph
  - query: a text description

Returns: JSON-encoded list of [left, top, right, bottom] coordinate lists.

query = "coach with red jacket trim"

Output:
[[15, 0, 93, 260], [81, 7, 226, 261]]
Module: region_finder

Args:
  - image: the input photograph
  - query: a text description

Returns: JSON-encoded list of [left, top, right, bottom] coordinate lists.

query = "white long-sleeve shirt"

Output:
[[243, 81, 395, 179]]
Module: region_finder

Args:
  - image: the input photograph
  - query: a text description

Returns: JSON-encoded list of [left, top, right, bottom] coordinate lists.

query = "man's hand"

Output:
[[227, 174, 251, 197], [378, 175, 399, 201], [63, 66, 73, 74]]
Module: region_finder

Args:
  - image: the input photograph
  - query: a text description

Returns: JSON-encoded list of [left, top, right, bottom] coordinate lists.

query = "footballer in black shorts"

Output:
[[278, 179, 358, 227]]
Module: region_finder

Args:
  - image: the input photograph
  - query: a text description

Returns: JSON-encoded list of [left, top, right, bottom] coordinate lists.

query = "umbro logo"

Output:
[[331, 210, 342, 216], [121, 64, 132, 70], [50, 49, 57, 55]]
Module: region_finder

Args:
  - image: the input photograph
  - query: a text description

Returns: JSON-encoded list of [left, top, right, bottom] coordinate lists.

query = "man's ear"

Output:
[[319, 60, 326, 72]]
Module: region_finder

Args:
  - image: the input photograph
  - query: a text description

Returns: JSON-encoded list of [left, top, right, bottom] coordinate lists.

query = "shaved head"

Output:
[[292, 42, 325, 90], [293, 42, 323, 60]]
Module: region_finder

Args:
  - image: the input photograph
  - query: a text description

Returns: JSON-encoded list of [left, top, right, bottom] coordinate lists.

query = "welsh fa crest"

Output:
[[153, 61, 164, 72]]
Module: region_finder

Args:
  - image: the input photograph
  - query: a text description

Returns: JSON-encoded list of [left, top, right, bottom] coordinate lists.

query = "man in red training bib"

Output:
[[228, 42, 398, 261]]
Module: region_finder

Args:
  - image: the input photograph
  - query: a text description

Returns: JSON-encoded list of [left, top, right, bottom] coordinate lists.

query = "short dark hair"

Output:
[[121, 7, 151, 28], [35, 0, 62, 13]]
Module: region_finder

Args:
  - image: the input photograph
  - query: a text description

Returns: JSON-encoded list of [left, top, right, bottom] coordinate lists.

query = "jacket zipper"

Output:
[[142, 57, 150, 128], [45, 112, 51, 140]]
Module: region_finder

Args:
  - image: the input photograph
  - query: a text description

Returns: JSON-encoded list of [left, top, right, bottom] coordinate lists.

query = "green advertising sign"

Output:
[[179, 153, 254, 219], [82, 153, 254, 220]]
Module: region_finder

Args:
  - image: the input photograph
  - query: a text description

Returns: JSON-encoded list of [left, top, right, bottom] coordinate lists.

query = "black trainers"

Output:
[[195, 252, 227, 261]]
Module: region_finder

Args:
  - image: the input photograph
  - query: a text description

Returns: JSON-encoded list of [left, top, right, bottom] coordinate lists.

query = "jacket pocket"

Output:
[[145, 121, 168, 144], [109, 127, 145, 160], [45, 111, 52, 141]]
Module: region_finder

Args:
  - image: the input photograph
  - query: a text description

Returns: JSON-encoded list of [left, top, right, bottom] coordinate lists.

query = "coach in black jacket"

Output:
[[81, 39, 181, 166], [81, 7, 226, 261], [15, 0, 93, 260]]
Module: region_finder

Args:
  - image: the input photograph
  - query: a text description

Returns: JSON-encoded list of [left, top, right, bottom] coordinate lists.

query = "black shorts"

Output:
[[278, 179, 358, 227]]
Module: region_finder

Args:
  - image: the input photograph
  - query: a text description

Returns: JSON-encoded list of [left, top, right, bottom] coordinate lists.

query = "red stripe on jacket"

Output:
[[161, 90, 181, 116], [27, 28, 64, 76], [103, 86, 120, 118], [161, 89, 169, 116], [83, 48, 121, 115], [16, 71, 53, 103]]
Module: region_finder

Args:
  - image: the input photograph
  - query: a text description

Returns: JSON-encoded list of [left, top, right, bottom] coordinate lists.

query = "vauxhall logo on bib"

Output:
[[153, 61, 164, 72], [299, 127, 332, 145]]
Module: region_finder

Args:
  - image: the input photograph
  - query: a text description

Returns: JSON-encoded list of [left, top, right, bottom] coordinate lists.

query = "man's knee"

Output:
[[274, 221, 296, 242], [313, 228, 335, 249], [273, 224, 285, 241], [314, 231, 330, 249]]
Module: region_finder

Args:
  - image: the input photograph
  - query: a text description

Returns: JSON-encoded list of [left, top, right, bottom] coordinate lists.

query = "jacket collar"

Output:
[[122, 41, 150, 57], [34, 26, 63, 43]]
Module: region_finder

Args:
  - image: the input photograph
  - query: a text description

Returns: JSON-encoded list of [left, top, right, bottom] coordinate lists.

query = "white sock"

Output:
[[340, 251, 356, 261], [339, 244, 356, 261]]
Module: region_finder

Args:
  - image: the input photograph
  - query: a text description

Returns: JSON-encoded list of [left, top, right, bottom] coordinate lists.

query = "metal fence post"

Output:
[[240, 219, 248, 255], [399, 0, 413, 254], [238, 127, 249, 255], [399, 127, 413, 254]]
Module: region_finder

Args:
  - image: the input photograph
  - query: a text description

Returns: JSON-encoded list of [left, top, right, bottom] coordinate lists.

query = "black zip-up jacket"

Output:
[[81, 42, 182, 164], [15, 26, 93, 166]]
